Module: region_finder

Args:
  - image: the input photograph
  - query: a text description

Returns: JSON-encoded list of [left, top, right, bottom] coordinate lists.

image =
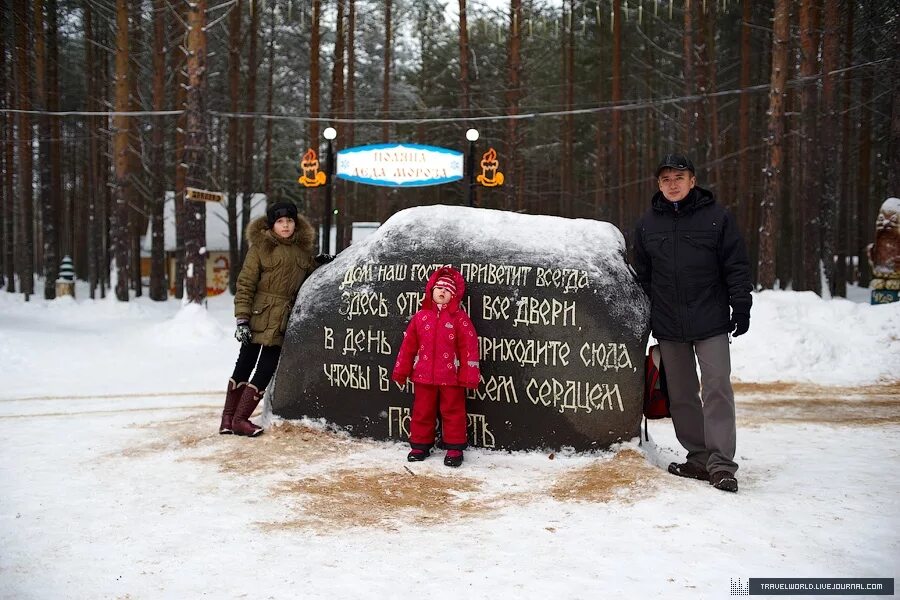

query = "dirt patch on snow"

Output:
[[265, 468, 490, 530], [550, 449, 663, 504], [118, 413, 218, 458], [114, 380, 899, 531], [125, 415, 650, 530], [734, 382, 900, 426], [261, 450, 657, 532], [199, 420, 364, 474], [121, 412, 363, 469]]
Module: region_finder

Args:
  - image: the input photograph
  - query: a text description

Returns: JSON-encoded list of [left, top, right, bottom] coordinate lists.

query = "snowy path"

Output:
[[1, 385, 898, 600], [0, 392, 221, 420], [1, 288, 898, 598]]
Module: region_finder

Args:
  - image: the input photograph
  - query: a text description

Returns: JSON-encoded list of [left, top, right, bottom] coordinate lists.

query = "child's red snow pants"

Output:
[[408, 384, 468, 450]]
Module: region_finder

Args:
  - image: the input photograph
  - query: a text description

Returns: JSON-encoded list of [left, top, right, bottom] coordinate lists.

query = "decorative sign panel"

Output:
[[185, 187, 224, 203], [335, 143, 464, 188]]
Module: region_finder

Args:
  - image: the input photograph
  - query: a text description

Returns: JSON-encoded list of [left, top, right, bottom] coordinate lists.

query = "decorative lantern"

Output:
[[298, 148, 327, 187], [55, 255, 76, 298], [476, 148, 504, 187]]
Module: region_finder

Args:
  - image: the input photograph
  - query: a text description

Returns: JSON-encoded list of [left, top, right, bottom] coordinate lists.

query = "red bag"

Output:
[[643, 345, 670, 419]]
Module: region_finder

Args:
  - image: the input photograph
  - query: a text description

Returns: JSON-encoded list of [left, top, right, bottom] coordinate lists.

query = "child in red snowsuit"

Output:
[[392, 266, 480, 467]]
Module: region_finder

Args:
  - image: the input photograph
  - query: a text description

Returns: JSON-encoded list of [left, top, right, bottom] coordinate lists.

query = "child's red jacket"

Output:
[[392, 266, 481, 388]]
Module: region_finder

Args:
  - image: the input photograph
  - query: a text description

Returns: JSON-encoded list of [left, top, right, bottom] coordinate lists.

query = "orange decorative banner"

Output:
[[297, 148, 327, 187], [476, 147, 504, 187]]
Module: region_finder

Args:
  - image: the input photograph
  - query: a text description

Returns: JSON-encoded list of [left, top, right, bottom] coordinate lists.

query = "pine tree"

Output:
[[758, 0, 790, 289]]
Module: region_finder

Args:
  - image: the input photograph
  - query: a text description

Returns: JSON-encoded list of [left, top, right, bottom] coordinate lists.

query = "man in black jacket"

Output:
[[633, 154, 752, 493]]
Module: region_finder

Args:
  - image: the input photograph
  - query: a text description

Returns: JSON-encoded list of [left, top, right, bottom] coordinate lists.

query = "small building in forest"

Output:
[[140, 193, 383, 296], [140, 192, 267, 296]]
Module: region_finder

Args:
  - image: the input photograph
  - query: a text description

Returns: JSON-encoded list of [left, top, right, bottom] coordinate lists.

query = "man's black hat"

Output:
[[266, 201, 298, 228], [655, 154, 695, 177]]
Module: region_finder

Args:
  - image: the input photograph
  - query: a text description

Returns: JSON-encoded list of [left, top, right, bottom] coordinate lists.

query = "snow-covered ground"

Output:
[[1, 283, 898, 599]]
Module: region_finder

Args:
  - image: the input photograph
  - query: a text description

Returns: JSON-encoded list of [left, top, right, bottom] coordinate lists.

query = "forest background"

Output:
[[0, 0, 897, 304]]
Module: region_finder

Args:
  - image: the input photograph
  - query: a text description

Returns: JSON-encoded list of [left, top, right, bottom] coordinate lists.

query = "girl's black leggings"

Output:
[[230, 343, 282, 391]]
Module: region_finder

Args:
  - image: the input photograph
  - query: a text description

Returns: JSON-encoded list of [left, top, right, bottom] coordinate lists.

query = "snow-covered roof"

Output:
[[141, 192, 268, 253]]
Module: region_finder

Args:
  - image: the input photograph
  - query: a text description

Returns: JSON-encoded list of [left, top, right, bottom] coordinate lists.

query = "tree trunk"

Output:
[[69, 135, 80, 277], [331, 0, 346, 250], [227, 0, 242, 293], [624, 110, 635, 226], [332, 4, 346, 123], [149, 0, 168, 300], [69, 140, 79, 281], [797, 0, 820, 292], [183, 0, 208, 305], [128, 0, 144, 298], [820, 0, 840, 296], [241, 0, 259, 265], [83, 0, 97, 298], [611, 0, 622, 226], [561, 2, 574, 217], [15, 0, 35, 299], [345, 0, 357, 235], [836, 2, 853, 293], [306, 0, 322, 235], [458, 0, 471, 119], [505, 0, 522, 212], [691, 0, 708, 158], [112, 0, 131, 301], [47, 0, 62, 262], [172, 2, 187, 299], [642, 12, 656, 218], [0, 0, 10, 291], [35, 0, 58, 299], [33, 0, 45, 279], [891, 43, 900, 199], [379, 0, 392, 222], [682, 0, 695, 149], [788, 29, 802, 290], [887, 37, 900, 196], [594, 5, 606, 220], [458, 0, 473, 215], [99, 21, 111, 298], [263, 0, 276, 205], [854, 3, 878, 287], [308, 0, 321, 146], [346, 0, 356, 148], [704, 0, 721, 192], [737, 0, 753, 261], [757, 0, 790, 289]]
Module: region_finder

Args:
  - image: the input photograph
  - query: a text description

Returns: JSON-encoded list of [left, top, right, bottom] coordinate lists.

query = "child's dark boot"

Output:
[[407, 448, 429, 462], [444, 449, 464, 467]]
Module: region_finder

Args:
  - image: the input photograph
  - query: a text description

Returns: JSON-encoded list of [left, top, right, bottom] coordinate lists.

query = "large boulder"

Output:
[[271, 205, 650, 451]]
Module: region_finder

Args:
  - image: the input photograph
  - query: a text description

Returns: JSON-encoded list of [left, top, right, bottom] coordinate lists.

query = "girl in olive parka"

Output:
[[219, 201, 318, 437]]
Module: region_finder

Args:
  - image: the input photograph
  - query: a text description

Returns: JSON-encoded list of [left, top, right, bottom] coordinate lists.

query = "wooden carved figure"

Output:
[[867, 197, 900, 291]]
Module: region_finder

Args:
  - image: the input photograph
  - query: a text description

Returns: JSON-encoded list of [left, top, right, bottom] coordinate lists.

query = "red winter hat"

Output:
[[434, 275, 457, 296]]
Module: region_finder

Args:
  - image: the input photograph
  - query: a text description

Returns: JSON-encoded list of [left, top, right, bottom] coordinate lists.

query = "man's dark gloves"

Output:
[[730, 312, 750, 337], [314, 253, 335, 265], [235, 321, 252, 345]]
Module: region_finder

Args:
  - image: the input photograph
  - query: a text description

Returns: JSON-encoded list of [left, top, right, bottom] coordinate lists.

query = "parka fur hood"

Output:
[[245, 214, 316, 253]]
